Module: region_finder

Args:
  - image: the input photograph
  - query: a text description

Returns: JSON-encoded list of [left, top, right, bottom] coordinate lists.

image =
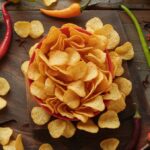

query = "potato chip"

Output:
[[68, 80, 86, 97], [39, 143, 53, 150], [0, 97, 7, 110], [100, 138, 120, 150], [31, 106, 51, 125], [98, 110, 120, 129], [103, 83, 121, 101], [67, 61, 88, 80], [42, 0, 57, 6], [15, 134, 24, 150], [63, 90, 80, 109], [29, 20, 44, 39], [107, 94, 126, 113], [114, 77, 132, 96], [96, 35, 108, 51], [77, 119, 99, 133], [83, 62, 98, 81], [29, 43, 38, 58], [54, 86, 64, 102], [73, 112, 88, 123], [63, 121, 76, 138], [3, 140, 16, 150], [49, 50, 69, 66], [14, 21, 31, 38], [21, 61, 29, 75], [44, 78, 55, 96], [86, 17, 103, 33], [48, 119, 66, 138], [66, 47, 81, 65], [75, 107, 95, 117], [115, 42, 134, 60], [83, 95, 105, 111], [0, 127, 13, 145], [0, 77, 10, 96]]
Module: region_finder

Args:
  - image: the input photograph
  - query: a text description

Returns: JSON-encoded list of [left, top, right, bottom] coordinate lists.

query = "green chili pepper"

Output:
[[121, 4, 150, 67]]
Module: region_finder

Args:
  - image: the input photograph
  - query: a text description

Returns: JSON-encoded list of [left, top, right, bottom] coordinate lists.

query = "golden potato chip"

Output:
[[83, 95, 105, 111], [21, 61, 29, 75], [66, 47, 81, 65], [103, 83, 121, 101], [96, 35, 108, 51], [44, 78, 55, 96], [63, 121, 76, 138], [73, 112, 88, 123], [31, 106, 51, 125], [115, 42, 134, 60], [67, 61, 88, 80], [49, 50, 69, 66], [63, 90, 80, 109], [30, 20, 44, 39], [114, 77, 132, 96], [48, 119, 66, 138], [86, 17, 103, 33], [77, 119, 99, 133], [61, 23, 79, 29], [15, 134, 24, 150], [107, 94, 126, 113], [14, 21, 31, 38], [100, 138, 120, 150], [39, 143, 53, 150], [83, 62, 98, 81], [54, 86, 64, 102], [75, 107, 95, 117], [68, 80, 86, 97], [0, 77, 10, 96], [29, 43, 38, 58], [42, 0, 57, 6], [98, 110, 120, 129], [0, 97, 7, 110], [3, 140, 16, 150], [0, 127, 13, 145]]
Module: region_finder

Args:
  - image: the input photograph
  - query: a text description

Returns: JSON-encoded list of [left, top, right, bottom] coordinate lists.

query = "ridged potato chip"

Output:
[[103, 83, 122, 101], [49, 50, 69, 66], [76, 107, 95, 117], [21, 61, 29, 75], [15, 134, 24, 150], [63, 121, 76, 138], [29, 43, 38, 58], [14, 21, 31, 38], [73, 112, 88, 123], [39, 143, 53, 150], [54, 86, 64, 102], [100, 138, 120, 150], [115, 42, 134, 60], [42, 0, 57, 6], [77, 119, 99, 133], [0, 97, 7, 110], [114, 77, 132, 96], [0, 127, 13, 145], [98, 110, 120, 129], [44, 78, 55, 96], [86, 17, 103, 33], [63, 90, 80, 109], [30, 20, 44, 39], [48, 119, 66, 138], [31, 106, 51, 125], [68, 80, 86, 97], [3, 140, 16, 150], [83, 95, 105, 111], [0, 77, 10, 96], [107, 94, 126, 113]]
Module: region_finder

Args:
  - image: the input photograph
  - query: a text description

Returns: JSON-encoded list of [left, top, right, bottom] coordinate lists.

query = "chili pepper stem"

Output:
[[80, 0, 91, 11]]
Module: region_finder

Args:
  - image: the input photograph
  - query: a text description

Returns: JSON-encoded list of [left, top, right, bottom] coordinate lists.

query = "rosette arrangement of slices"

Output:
[[26, 17, 134, 123]]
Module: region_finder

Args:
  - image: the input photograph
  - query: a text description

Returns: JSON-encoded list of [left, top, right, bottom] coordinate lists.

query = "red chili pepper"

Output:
[[60, 27, 70, 37], [0, 1, 12, 60]]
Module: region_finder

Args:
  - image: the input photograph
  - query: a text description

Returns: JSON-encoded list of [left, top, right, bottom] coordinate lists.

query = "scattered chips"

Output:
[[31, 106, 51, 125], [0, 127, 13, 145], [48, 119, 66, 138], [21, 61, 29, 75], [14, 21, 31, 38], [98, 110, 120, 129], [77, 119, 99, 133], [39, 143, 53, 150], [15, 134, 24, 150], [0, 77, 10, 96], [100, 138, 120, 150], [0, 97, 7, 110]]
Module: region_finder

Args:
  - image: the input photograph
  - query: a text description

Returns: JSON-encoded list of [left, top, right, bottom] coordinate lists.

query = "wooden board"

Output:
[[0, 10, 137, 150]]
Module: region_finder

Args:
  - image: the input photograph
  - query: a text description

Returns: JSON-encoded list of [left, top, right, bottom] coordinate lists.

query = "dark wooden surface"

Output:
[[0, 0, 150, 150]]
